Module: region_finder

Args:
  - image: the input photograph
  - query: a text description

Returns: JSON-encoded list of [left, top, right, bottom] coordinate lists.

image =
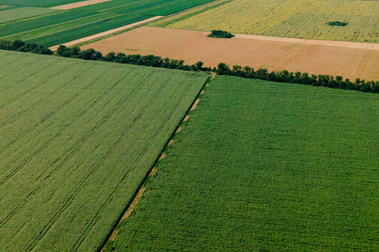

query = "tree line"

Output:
[[0, 39, 378, 93], [0, 39, 53, 55]]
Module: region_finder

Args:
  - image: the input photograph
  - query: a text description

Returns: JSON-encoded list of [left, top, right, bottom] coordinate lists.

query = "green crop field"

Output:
[[0, 50, 208, 251], [0, 0, 214, 46], [0, 7, 58, 24], [107, 76, 379, 251], [0, 0, 85, 8], [153, 0, 379, 43]]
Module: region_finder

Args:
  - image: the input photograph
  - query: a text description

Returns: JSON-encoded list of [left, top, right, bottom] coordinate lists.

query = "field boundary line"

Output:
[[0, 12, 110, 40], [99, 73, 213, 252], [233, 33, 379, 51], [49, 16, 164, 51], [51, 0, 112, 10]]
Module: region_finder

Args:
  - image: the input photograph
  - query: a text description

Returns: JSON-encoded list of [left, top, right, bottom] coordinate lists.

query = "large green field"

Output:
[[107, 76, 379, 251], [153, 0, 379, 43], [0, 0, 214, 46], [0, 50, 208, 251]]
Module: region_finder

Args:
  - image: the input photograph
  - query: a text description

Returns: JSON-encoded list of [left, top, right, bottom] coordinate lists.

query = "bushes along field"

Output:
[[0, 50, 208, 251], [106, 76, 379, 251], [1, 40, 378, 93], [55, 44, 379, 93]]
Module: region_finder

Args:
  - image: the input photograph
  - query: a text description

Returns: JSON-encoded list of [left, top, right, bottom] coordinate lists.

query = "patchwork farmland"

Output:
[[153, 0, 379, 43], [1, 0, 378, 251], [0, 0, 214, 46], [106, 76, 379, 251], [0, 50, 208, 251]]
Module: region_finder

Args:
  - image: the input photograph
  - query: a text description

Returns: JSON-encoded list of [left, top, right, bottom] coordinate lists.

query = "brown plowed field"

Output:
[[82, 27, 379, 81]]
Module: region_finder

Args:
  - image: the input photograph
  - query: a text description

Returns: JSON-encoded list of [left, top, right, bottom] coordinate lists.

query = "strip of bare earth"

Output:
[[49, 16, 163, 51], [51, 0, 112, 10], [81, 26, 379, 81], [100, 74, 212, 252]]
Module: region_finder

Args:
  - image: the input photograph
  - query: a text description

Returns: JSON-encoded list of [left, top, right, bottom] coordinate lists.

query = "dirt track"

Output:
[[51, 0, 112, 10], [49, 16, 163, 51], [82, 27, 379, 81]]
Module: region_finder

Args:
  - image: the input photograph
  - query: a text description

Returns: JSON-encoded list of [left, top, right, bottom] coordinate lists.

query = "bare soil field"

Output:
[[51, 0, 112, 10], [82, 27, 379, 81]]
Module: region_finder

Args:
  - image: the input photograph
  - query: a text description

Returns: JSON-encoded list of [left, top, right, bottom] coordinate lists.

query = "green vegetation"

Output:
[[0, 0, 215, 46], [207, 29, 234, 38], [26, 14, 148, 47], [0, 7, 58, 24], [0, 10, 96, 38], [107, 76, 379, 251], [0, 50, 208, 251], [327, 21, 348, 26], [0, 0, 85, 7]]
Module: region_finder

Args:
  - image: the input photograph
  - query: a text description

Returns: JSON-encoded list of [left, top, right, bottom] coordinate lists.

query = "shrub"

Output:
[[207, 30, 234, 38]]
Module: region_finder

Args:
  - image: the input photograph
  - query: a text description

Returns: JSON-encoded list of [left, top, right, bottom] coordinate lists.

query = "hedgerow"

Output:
[[1, 39, 378, 93]]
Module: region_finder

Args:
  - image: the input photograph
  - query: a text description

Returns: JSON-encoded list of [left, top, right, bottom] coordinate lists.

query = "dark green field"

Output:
[[0, 50, 208, 251], [107, 76, 379, 251], [0, 0, 214, 46]]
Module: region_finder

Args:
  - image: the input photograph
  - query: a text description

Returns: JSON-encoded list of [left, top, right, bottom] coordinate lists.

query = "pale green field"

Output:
[[153, 0, 379, 43], [0, 50, 208, 251], [0, 7, 58, 24]]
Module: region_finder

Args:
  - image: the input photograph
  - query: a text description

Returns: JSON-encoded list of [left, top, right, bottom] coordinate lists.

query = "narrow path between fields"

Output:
[[51, 0, 112, 10], [234, 34, 379, 50], [99, 73, 213, 252], [49, 16, 164, 51]]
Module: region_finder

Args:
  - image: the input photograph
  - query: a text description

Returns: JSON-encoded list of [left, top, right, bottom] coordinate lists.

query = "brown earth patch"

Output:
[[82, 26, 379, 81], [190, 99, 200, 111], [51, 0, 112, 10], [101, 185, 146, 251], [183, 115, 190, 122], [176, 126, 182, 133], [168, 139, 175, 146], [159, 152, 166, 160], [149, 167, 158, 175]]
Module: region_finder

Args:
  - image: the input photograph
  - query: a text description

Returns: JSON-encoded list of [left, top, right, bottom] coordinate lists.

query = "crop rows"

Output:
[[157, 0, 379, 43], [0, 10, 99, 38], [0, 7, 58, 24], [0, 0, 82, 7], [26, 14, 150, 47], [0, 50, 208, 251], [107, 76, 379, 251], [0, 0, 214, 46]]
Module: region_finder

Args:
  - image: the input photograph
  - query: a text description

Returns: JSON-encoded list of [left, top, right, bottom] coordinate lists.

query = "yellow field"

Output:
[[152, 0, 379, 43]]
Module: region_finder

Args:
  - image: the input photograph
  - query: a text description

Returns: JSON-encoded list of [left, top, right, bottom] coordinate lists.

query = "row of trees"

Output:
[[56, 45, 211, 71], [0, 40, 52, 55], [216, 63, 379, 93], [1, 40, 377, 93], [56, 45, 379, 93]]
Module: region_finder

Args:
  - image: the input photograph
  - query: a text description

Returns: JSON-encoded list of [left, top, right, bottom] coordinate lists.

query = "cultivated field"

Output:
[[82, 26, 379, 81], [107, 76, 379, 251], [0, 0, 83, 8], [0, 7, 58, 23], [153, 0, 379, 43], [0, 50, 208, 251], [0, 0, 214, 47]]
